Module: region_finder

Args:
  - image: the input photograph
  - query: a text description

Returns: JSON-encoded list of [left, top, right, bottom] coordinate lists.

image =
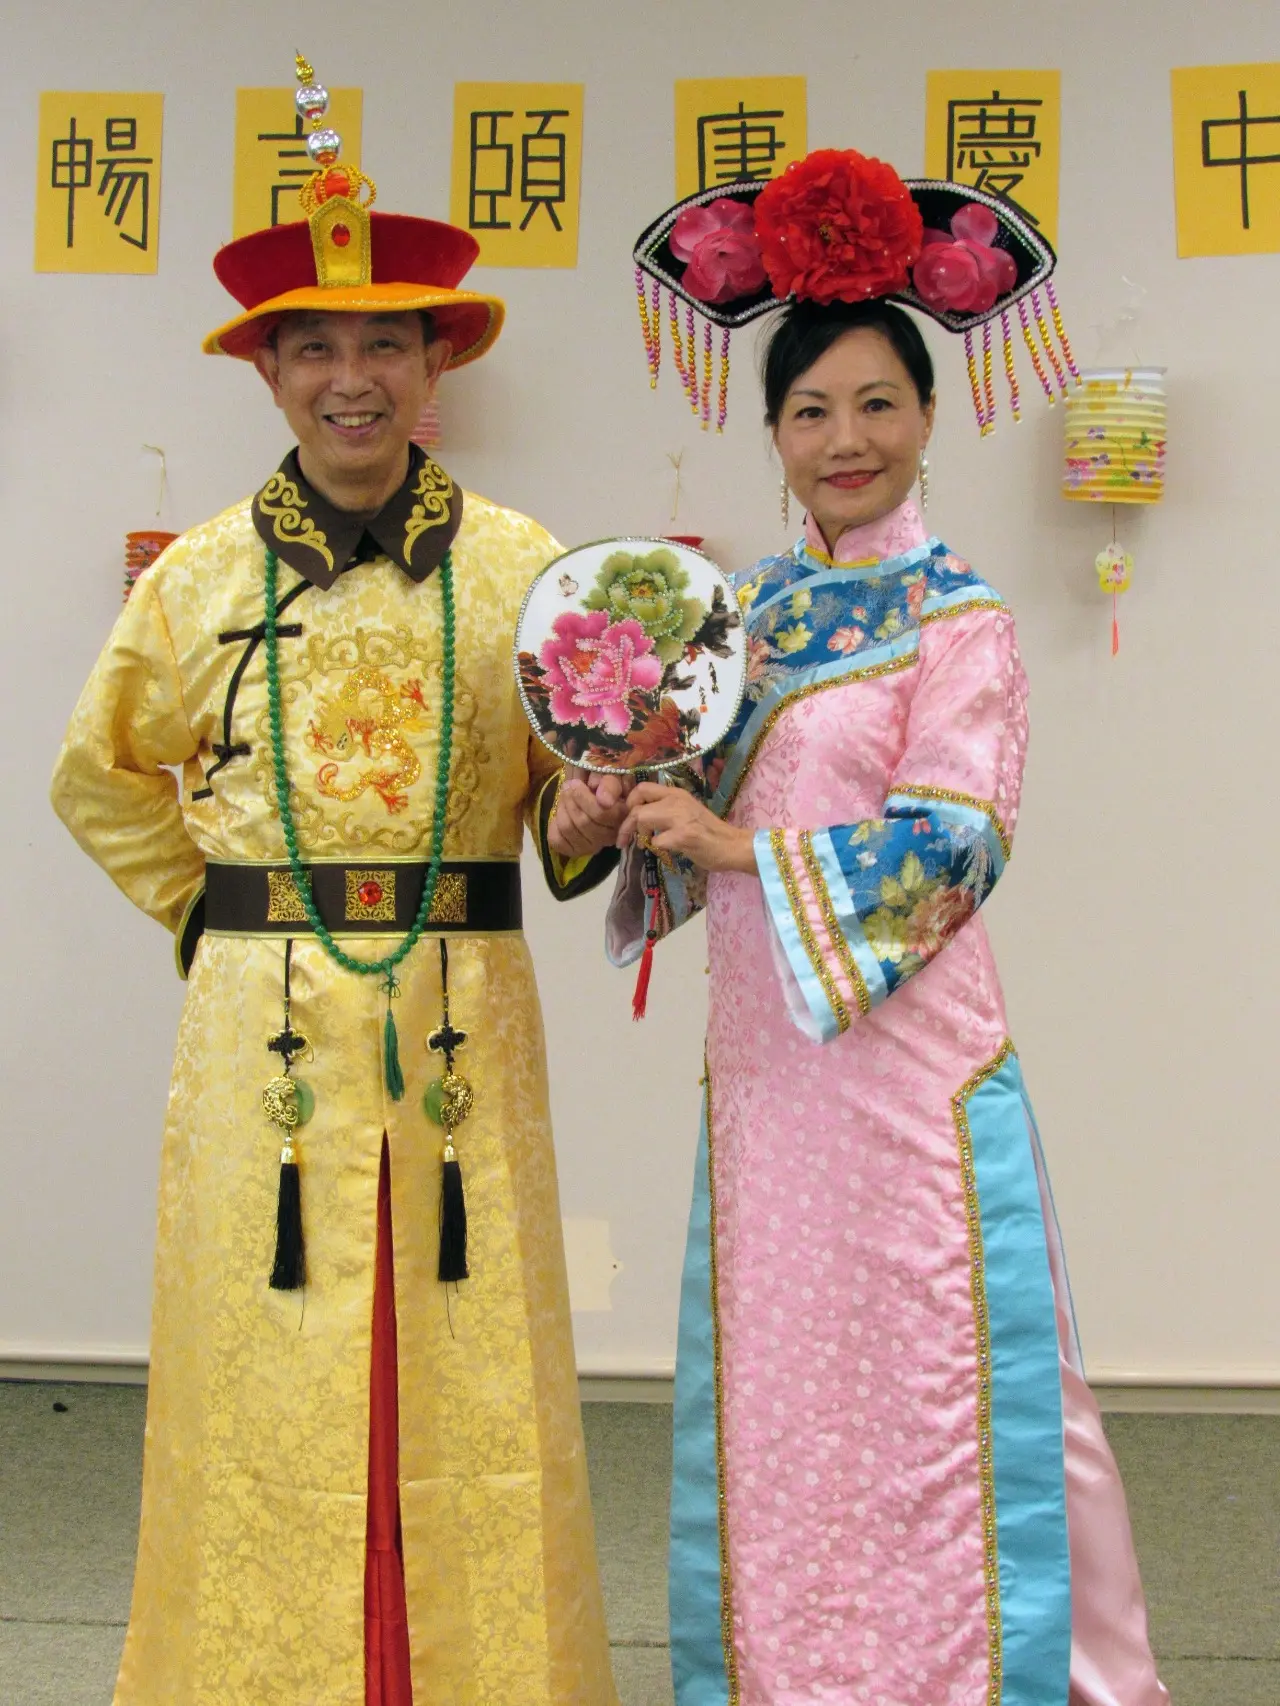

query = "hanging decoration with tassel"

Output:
[[425, 939, 473, 1282], [1063, 367, 1166, 656], [264, 939, 314, 1291], [631, 847, 662, 1021]]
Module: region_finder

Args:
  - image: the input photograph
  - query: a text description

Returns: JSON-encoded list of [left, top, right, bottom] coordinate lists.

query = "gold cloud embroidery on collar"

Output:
[[404, 456, 453, 563], [259, 472, 335, 573]]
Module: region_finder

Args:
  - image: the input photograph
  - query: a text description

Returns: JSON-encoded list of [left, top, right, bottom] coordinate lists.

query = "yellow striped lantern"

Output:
[[1062, 367, 1166, 653]]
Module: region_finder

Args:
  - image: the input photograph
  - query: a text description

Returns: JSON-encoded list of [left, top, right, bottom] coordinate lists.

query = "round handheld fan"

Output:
[[514, 537, 747, 773]]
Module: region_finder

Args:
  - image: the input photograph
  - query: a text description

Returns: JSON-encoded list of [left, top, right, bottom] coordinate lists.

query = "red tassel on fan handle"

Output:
[[1112, 594, 1120, 657], [632, 852, 661, 1021]]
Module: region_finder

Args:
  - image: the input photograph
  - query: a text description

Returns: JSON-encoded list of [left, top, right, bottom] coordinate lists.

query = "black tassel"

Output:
[[438, 1149, 469, 1282], [270, 1149, 306, 1291]]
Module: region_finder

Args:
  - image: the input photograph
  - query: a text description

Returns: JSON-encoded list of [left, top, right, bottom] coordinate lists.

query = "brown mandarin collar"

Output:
[[251, 443, 463, 590]]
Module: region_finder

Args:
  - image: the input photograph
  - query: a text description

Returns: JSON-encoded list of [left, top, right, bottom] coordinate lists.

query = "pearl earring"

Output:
[[918, 451, 930, 513], [780, 471, 790, 527]]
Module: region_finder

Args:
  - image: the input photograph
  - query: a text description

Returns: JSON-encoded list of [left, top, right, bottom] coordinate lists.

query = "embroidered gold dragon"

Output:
[[305, 665, 428, 813]]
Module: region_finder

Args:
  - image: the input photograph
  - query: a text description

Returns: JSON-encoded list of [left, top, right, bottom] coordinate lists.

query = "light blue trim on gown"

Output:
[[966, 1050, 1073, 1705], [668, 1100, 731, 1706]]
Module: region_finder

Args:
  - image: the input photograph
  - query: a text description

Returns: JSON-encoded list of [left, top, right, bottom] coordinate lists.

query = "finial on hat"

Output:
[[289, 52, 377, 286]]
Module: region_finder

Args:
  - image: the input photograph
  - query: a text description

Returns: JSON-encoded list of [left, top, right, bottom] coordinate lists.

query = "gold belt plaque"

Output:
[[344, 869, 397, 922]]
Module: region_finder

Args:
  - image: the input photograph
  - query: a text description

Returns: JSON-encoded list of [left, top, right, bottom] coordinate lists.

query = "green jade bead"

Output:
[[291, 1079, 316, 1125]]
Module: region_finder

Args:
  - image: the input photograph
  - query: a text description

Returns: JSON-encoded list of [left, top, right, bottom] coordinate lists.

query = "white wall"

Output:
[[3, 0, 1278, 1383]]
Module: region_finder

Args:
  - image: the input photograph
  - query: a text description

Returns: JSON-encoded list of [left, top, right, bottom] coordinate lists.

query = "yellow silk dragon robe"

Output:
[[50, 449, 619, 1706]]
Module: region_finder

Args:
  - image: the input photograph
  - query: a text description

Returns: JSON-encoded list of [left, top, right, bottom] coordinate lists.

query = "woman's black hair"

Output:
[[762, 298, 935, 425]]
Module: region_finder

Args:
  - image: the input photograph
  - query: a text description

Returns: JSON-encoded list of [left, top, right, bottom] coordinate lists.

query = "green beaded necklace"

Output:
[[263, 545, 456, 1096]]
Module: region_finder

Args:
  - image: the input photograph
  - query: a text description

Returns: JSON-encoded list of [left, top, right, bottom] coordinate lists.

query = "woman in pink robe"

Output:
[[611, 295, 1169, 1705]]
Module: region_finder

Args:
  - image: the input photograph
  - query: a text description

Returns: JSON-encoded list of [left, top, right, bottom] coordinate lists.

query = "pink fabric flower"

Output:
[[669, 198, 767, 304], [828, 624, 867, 655], [538, 609, 662, 736], [912, 201, 1017, 315]]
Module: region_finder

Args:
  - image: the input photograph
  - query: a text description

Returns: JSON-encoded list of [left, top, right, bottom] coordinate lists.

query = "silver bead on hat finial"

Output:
[[295, 83, 330, 123], [307, 127, 342, 164]]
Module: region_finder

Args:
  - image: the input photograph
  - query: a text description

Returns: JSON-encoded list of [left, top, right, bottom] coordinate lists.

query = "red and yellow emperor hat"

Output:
[[203, 54, 503, 367]]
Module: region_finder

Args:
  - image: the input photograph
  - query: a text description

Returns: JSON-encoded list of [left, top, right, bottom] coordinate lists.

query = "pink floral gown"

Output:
[[609, 502, 1169, 1706]]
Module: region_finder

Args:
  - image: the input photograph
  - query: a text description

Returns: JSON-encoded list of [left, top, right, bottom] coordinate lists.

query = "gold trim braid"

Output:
[[769, 828, 852, 1036], [951, 1038, 1015, 1706], [797, 830, 872, 1018], [704, 1069, 740, 1704], [891, 784, 1013, 862]]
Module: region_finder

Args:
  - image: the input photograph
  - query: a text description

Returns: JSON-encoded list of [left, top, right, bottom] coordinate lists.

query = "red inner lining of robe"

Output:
[[366, 1136, 413, 1705]]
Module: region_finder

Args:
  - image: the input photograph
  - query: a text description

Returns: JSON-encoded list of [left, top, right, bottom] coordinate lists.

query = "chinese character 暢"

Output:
[[255, 113, 317, 226], [946, 89, 1043, 222], [50, 112, 153, 251], [1201, 88, 1280, 229], [696, 102, 787, 190]]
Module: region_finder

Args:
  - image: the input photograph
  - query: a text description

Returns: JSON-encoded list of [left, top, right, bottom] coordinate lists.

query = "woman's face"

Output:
[[772, 327, 935, 550]]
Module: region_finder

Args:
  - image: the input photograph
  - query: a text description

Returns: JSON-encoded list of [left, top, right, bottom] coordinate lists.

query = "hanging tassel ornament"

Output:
[[425, 940, 473, 1283], [382, 971, 405, 1100], [264, 939, 314, 1290], [631, 847, 662, 1020]]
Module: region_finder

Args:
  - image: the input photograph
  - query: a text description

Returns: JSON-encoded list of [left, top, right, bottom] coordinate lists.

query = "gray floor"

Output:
[[0, 1384, 1276, 1704]]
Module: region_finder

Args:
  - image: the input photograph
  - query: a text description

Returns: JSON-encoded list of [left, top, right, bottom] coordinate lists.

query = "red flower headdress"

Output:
[[632, 148, 1078, 434]]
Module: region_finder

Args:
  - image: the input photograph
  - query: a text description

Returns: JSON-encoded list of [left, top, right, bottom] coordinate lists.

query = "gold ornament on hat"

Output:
[[292, 51, 378, 289]]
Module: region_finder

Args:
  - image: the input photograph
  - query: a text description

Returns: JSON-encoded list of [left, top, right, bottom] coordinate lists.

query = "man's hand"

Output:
[[617, 783, 758, 876], [547, 766, 635, 859]]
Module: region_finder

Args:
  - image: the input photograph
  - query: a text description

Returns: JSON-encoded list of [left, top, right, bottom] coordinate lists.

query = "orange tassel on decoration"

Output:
[[632, 852, 661, 1020]]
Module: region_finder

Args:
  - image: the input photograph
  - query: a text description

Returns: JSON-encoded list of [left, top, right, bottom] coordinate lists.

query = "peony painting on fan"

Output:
[[515, 538, 747, 772]]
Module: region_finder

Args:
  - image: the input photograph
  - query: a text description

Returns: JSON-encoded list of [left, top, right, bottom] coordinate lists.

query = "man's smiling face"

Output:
[[254, 310, 450, 510]]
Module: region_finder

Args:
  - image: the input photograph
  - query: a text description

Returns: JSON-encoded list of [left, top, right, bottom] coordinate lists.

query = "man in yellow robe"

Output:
[[50, 61, 622, 1706]]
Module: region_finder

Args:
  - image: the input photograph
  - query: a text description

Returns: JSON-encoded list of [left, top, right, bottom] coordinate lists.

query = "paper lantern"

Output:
[[124, 530, 178, 602], [410, 400, 441, 449], [1061, 367, 1166, 652], [1063, 368, 1166, 503]]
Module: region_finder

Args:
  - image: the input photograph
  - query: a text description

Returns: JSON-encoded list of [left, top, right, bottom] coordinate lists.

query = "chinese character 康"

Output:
[[1201, 88, 1280, 230], [946, 90, 1043, 224], [696, 102, 786, 191]]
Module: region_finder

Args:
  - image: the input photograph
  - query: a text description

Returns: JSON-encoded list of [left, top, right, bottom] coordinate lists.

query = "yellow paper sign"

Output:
[[925, 71, 1060, 245], [1171, 64, 1280, 257], [233, 88, 363, 238], [674, 78, 807, 199], [35, 92, 163, 274], [450, 84, 584, 268]]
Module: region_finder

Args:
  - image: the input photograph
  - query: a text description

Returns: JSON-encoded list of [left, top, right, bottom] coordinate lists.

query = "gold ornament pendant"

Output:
[[424, 1070, 474, 1129]]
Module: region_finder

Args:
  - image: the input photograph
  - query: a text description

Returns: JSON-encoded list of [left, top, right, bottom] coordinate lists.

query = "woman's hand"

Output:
[[547, 766, 634, 858], [617, 783, 758, 876]]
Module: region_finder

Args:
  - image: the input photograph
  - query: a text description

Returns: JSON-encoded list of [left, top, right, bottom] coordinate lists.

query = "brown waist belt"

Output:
[[203, 860, 522, 936]]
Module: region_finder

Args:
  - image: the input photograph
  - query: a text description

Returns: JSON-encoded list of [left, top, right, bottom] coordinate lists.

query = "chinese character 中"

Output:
[[1201, 88, 1280, 230], [696, 102, 787, 190], [50, 114, 153, 251], [255, 114, 316, 226], [946, 90, 1043, 223]]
